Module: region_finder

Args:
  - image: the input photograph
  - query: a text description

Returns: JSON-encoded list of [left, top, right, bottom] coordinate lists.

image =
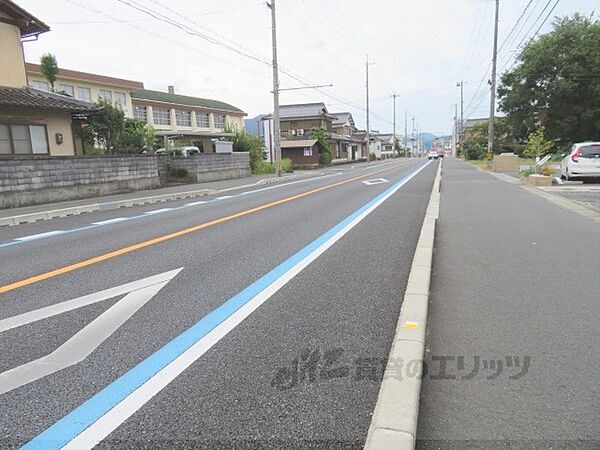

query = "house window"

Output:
[[133, 105, 148, 122], [30, 80, 49, 92], [0, 124, 48, 155], [175, 110, 191, 127], [214, 114, 225, 128], [196, 112, 209, 128], [0, 125, 11, 154], [78, 87, 92, 102], [153, 107, 171, 126], [59, 84, 74, 97], [114, 92, 127, 107], [99, 89, 112, 102]]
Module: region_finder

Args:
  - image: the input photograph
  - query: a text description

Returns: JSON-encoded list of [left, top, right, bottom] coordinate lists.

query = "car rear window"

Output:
[[580, 145, 600, 157]]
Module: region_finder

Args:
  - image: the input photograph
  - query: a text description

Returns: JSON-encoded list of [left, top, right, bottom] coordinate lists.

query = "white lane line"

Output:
[[215, 195, 233, 200], [15, 230, 65, 241], [143, 208, 173, 215], [184, 201, 207, 206], [59, 162, 431, 449], [92, 218, 128, 225], [0, 269, 183, 333], [0, 269, 182, 396]]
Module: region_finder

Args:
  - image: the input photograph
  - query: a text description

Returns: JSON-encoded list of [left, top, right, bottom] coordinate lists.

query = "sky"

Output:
[[19, 0, 598, 136]]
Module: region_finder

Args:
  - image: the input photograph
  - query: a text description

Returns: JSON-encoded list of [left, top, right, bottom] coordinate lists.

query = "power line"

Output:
[[114, 0, 381, 122], [463, 0, 555, 118], [503, 0, 562, 73]]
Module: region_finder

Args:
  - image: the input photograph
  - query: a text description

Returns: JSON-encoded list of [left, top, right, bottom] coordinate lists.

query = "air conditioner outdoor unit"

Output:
[[297, 129, 305, 136], [290, 129, 296, 135]]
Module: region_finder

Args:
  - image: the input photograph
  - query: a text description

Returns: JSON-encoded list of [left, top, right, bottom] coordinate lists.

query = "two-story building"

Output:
[[0, 0, 97, 157], [25, 63, 143, 118], [130, 86, 246, 153], [330, 112, 364, 161], [268, 103, 335, 165]]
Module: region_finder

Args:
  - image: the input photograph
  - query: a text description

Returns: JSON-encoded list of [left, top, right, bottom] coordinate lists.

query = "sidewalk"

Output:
[[417, 159, 599, 447], [0, 170, 322, 226]]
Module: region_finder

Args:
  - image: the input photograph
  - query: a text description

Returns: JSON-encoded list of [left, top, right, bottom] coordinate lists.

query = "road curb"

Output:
[[364, 160, 442, 450], [0, 172, 323, 227]]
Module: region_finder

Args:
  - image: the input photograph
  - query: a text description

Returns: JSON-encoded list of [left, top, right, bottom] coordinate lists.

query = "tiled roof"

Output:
[[0, 86, 98, 112], [331, 112, 354, 126], [0, 0, 50, 37], [278, 103, 331, 119], [131, 89, 244, 114]]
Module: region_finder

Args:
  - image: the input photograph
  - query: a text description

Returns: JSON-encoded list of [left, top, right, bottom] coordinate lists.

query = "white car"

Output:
[[155, 146, 200, 157], [427, 151, 438, 160], [560, 142, 600, 183]]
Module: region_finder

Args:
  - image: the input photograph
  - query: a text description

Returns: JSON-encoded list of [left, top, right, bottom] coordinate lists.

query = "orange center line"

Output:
[[0, 161, 414, 294]]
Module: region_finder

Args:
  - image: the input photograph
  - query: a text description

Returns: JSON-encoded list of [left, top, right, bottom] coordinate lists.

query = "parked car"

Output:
[[560, 142, 600, 183], [427, 151, 439, 160], [155, 146, 200, 157]]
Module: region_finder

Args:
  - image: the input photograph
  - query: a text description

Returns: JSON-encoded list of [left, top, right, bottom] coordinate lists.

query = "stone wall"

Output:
[[158, 152, 251, 183], [0, 155, 160, 208], [0, 152, 251, 209]]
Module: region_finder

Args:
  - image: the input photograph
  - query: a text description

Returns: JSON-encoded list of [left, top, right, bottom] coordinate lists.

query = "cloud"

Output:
[[19, 0, 597, 135]]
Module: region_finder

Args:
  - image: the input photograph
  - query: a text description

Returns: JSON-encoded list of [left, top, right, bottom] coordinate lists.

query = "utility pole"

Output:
[[411, 116, 416, 157], [487, 0, 500, 169], [267, 0, 281, 176], [365, 55, 374, 161], [391, 93, 398, 158], [404, 111, 408, 158], [454, 103, 459, 157], [456, 81, 464, 153]]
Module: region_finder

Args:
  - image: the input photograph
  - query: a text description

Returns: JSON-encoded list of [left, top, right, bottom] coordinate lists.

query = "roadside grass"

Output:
[[466, 159, 488, 169]]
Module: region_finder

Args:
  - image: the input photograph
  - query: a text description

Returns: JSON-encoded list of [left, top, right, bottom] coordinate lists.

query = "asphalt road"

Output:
[[0, 158, 437, 448], [417, 159, 600, 449]]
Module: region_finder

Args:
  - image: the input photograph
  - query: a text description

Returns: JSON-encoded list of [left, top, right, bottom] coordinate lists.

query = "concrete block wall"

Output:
[[0, 153, 251, 209], [159, 153, 251, 183], [0, 156, 160, 208]]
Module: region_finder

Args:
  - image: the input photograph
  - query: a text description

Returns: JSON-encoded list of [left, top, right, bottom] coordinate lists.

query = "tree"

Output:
[[310, 127, 332, 165], [523, 127, 554, 159], [85, 99, 125, 154], [40, 53, 59, 91], [394, 138, 402, 157], [498, 14, 600, 147], [116, 119, 157, 154]]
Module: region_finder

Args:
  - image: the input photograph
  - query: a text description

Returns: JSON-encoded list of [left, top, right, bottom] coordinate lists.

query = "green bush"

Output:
[[369, 152, 376, 160], [254, 161, 276, 175], [463, 140, 487, 160], [521, 166, 535, 177], [281, 158, 293, 173], [310, 127, 332, 165]]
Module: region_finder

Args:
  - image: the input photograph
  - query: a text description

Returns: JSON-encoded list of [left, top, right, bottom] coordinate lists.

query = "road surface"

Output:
[[0, 159, 437, 449]]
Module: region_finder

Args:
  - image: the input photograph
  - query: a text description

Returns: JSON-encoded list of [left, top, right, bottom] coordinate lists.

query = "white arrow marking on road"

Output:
[[362, 178, 389, 186], [0, 268, 182, 395]]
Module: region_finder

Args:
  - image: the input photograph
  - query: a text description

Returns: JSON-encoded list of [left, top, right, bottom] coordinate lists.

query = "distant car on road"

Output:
[[427, 151, 439, 160], [560, 142, 600, 183], [155, 146, 200, 157]]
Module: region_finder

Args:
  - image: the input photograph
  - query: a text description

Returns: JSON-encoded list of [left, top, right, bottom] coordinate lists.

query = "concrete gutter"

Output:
[[0, 172, 322, 227], [364, 160, 442, 450]]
